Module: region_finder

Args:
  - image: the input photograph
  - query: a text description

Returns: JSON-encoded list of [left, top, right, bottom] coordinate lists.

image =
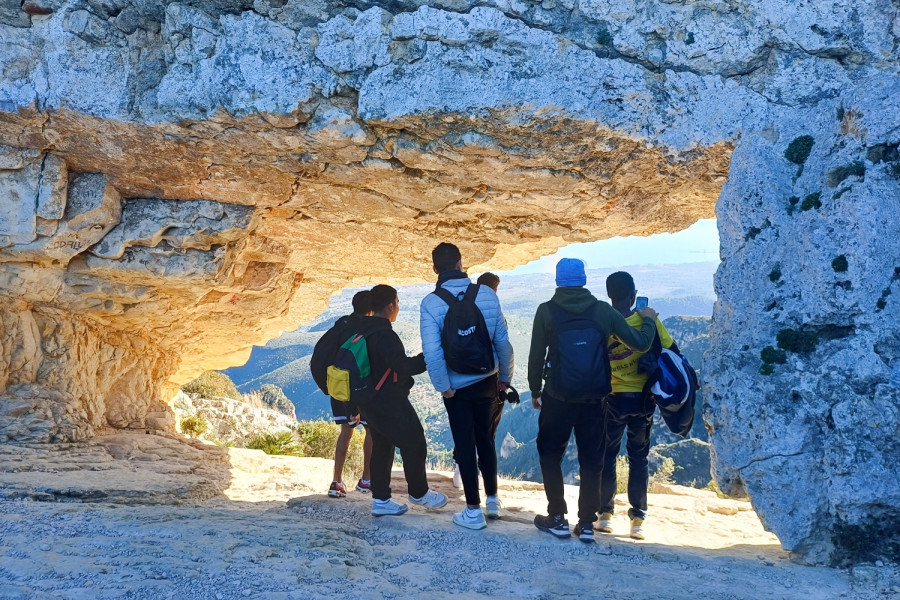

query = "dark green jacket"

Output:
[[527, 287, 656, 398]]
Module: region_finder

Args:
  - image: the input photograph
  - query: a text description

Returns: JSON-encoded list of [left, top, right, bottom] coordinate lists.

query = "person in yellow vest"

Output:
[[598, 271, 677, 540]]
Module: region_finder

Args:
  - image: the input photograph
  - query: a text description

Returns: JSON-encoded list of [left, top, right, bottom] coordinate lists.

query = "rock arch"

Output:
[[1, 0, 898, 562]]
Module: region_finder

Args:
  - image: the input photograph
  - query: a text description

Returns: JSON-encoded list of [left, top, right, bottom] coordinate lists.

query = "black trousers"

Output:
[[445, 374, 499, 506], [599, 392, 655, 520], [364, 394, 429, 502], [536, 393, 605, 524]]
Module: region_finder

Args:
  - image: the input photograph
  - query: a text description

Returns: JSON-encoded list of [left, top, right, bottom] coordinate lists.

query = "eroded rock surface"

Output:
[[0, 0, 898, 561]]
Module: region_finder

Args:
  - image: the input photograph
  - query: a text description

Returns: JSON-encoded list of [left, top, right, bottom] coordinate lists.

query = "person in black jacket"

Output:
[[364, 285, 448, 516], [310, 290, 374, 498], [527, 259, 658, 543]]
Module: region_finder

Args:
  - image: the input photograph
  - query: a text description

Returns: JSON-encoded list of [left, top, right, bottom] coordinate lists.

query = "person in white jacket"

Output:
[[420, 243, 514, 530]]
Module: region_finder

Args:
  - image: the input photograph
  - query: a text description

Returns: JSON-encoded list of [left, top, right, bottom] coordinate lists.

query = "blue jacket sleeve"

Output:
[[491, 301, 514, 383], [420, 294, 452, 393]]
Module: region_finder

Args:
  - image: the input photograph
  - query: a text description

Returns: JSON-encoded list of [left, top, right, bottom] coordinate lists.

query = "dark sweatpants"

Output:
[[599, 392, 655, 520], [445, 374, 499, 506], [364, 394, 429, 502], [536, 393, 605, 525]]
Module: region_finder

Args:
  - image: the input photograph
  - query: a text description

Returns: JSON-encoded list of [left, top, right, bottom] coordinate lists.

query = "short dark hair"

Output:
[[606, 271, 636, 302], [369, 284, 398, 313], [476, 272, 500, 291], [351, 290, 372, 316], [432, 242, 462, 274]]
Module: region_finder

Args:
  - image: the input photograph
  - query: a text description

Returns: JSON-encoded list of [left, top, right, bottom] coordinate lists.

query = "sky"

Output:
[[507, 219, 720, 275]]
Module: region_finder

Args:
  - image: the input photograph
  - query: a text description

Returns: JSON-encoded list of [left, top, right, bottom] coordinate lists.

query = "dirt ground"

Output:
[[0, 431, 897, 599]]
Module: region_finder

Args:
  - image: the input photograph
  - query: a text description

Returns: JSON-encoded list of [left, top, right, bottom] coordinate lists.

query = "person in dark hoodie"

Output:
[[527, 258, 658, 543], [310, 290, 375, 498], [364, 284, 448, 516]]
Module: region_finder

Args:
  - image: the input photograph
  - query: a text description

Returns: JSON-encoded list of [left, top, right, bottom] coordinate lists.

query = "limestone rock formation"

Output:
[[0, 0, 898, 562], [172, 390, 298, 445]]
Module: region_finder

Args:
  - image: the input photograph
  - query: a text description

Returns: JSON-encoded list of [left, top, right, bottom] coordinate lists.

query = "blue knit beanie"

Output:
[[556, 258, 586, 287]]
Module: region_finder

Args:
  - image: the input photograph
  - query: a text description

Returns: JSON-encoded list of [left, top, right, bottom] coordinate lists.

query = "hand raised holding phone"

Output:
[[635, 296, 658, 320]]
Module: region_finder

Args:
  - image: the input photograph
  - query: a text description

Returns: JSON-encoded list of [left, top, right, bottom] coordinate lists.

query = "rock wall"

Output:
[[706, 81, 900, 563], [0, 0, 898, 561]]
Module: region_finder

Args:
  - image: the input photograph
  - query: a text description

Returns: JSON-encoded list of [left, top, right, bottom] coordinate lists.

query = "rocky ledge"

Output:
[[0, 0, 898, 562]]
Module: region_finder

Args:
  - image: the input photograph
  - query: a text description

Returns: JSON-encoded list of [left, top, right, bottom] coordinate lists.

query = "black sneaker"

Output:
[[534, 514, 570, 538], [574, 521, 595, 544]]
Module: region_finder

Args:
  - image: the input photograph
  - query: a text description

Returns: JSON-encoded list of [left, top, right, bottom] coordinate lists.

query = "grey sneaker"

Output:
[[596, 512, 613, 533], [409, 489, 447, 509], [372, 498, 409, 516], [453, 507, 487, 530], [485, 495, 502, 519], [630, 517, 645, 540]]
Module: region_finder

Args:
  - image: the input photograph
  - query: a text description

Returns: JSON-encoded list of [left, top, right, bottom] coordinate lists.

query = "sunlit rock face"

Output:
[[0, 0, 898, 561]]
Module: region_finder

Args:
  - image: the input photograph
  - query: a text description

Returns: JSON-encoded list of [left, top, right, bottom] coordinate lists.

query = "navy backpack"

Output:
[[639, 332, 699, 437], [434, 283, 496, 375], [545, 300, 611, 402]]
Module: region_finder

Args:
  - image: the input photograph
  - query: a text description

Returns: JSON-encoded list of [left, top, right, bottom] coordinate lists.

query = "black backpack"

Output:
[[326, 332, 392, 410], [310, 315, 354, 396], [434, 283, 496, 375], [545, 301, 611, 401]]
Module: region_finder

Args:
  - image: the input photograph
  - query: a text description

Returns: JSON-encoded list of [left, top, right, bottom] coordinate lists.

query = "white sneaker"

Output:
[[409, 489, 448, 509], [596, 512, 613, 534], [453, 465, 462, 488], [485, 495, 502, 520], [453, 507, 486, 530], [630, 517, 645, 540], [372, 498, 409, 516]]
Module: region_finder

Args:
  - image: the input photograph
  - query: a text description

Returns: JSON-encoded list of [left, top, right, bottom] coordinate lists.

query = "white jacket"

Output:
[[419, 275, 514, 393]]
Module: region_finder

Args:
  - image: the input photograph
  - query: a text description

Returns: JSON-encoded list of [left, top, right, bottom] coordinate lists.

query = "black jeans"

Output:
[[445, 374, 499, 506], [599, 392, 655, 520], [364, 394, 429, 502], [535, 393, 605, 524]]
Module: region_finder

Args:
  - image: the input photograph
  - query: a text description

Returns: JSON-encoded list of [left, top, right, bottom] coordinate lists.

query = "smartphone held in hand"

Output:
[[635, 296, 649, 310]]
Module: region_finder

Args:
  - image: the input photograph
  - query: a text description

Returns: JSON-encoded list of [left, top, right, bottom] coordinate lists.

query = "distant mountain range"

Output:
[[224, 261, 718, 484]]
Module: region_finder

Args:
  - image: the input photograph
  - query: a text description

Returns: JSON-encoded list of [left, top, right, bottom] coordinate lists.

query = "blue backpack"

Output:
[[545, 300, 611, 402], [639, 333, 699, 437]]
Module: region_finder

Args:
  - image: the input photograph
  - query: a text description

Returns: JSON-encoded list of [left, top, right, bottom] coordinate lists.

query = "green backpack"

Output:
[[326, 333, 391, 407]]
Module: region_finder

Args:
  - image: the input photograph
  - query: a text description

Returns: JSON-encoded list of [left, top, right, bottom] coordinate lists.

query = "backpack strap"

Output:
[[434, 283, 478, 306], [434, 286, 460, 306], [548, 298, 600, 318], [374, 368, 392, 391], [547, 300, 567, 322], [462, 283, 479, 303]]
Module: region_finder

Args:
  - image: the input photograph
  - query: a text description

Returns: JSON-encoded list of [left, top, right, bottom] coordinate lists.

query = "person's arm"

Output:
[[527, 304, 549, 406], [604, 304, 656, 352], [419, 296, 452, 394], [372, 329, 426, 380], [490, 295, 514, 387]]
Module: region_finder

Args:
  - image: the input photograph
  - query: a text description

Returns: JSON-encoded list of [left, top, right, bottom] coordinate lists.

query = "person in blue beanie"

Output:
[[527, 258, 659, 543]]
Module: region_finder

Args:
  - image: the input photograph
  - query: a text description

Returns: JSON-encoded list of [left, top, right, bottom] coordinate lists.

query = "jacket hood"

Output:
[[551, 286, 598, 313]]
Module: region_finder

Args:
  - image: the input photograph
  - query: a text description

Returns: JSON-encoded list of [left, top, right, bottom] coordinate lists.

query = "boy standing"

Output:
[[364, 285, 447, 516], [420, 245, 514, 530], [599, 271, 677, 540], [310, 290, 374, 497], [527, 259, 657, 543]]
